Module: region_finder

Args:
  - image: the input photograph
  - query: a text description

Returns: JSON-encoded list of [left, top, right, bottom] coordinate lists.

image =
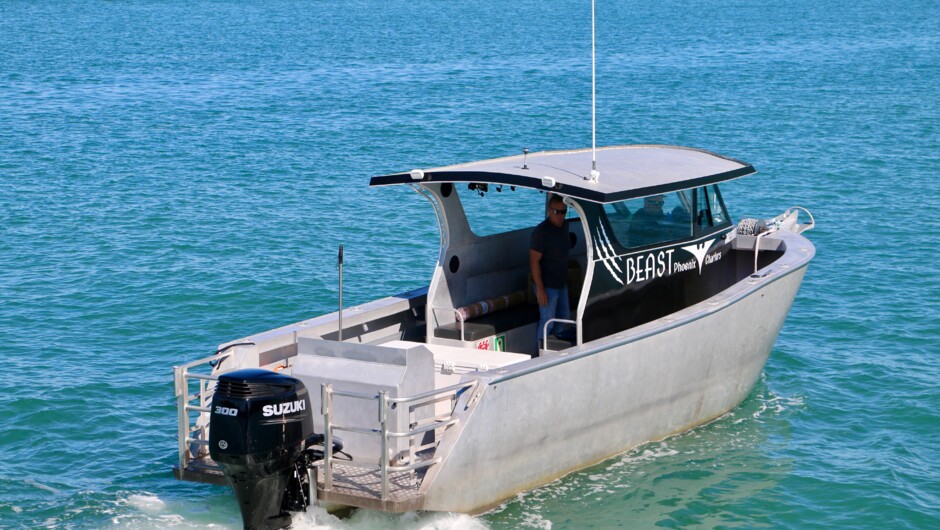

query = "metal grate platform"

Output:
[[173, 456, 227, 486], [317, 462, 427, 512]]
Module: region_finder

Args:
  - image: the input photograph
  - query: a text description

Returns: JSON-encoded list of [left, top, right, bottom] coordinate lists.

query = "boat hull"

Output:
[[422, 263, 808, 513]]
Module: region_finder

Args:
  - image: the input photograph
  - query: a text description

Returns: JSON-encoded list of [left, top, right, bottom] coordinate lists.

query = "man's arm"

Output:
[[530, 249, 548, 306]]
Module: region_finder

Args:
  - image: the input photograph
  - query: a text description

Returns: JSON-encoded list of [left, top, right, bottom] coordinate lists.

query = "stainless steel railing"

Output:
[[172, 351, 234, 474], [752, 226, 780, 275], [752, 207, 816, 275], [320, 380, 477, 500], [542, 317, 578, 350], [429, 305, 468, 341]]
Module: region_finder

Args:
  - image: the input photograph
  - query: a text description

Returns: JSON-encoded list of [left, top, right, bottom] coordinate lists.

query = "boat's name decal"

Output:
[[624, 249, 676, 285], [593, 230, 723, 285], [262, 400, 306, 417]]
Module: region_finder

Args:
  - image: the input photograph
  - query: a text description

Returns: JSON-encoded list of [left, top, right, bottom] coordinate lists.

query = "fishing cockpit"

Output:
[[410, 181, 587, 356]]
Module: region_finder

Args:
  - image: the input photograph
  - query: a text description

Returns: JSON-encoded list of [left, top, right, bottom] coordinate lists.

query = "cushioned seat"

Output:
[[434, 304, 540, 341]]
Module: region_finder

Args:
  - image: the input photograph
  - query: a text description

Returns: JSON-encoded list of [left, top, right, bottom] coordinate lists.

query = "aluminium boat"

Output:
[[172, 145, 815, 528]]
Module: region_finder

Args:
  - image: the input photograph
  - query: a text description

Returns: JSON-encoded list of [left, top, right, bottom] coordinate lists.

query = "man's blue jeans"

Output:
[[536, 286, 570, 343]]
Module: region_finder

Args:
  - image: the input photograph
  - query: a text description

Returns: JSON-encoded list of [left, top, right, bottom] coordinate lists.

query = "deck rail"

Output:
[[429, 305, 467, 341], [542, 317, 578, 350], [174, 350, 476, 502], [172, 351, 234, 475], [752, 207, 816, 275], [752, 225, 780, 275], [320, 380, 477, 500]]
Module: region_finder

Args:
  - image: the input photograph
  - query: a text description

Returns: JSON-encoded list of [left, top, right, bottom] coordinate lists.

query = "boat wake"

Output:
[[108, 492, 489, 530], [737, 372, 806, 423], [290, 508, 489, 530], [110, 492, 232, 529]]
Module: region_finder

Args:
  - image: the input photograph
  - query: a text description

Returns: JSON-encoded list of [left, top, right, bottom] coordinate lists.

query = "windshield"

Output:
[[600, 190, 693, 248], [593, 185, 731, 250]]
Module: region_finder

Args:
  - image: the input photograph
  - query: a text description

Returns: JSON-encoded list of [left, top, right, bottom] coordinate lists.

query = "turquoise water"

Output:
[[1, 0, 938, 528]]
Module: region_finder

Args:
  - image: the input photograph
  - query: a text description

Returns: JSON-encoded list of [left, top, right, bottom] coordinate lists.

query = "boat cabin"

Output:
[[370, 145, 778, 356]]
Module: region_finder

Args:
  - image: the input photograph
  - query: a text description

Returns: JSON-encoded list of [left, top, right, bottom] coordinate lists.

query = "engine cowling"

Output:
[[209, 368, 314, 530]]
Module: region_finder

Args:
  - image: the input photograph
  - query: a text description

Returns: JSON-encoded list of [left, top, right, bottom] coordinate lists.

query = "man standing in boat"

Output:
[[530, 194, 572, 346]]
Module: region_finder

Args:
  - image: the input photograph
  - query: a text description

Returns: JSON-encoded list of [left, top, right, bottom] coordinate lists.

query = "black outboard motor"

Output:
[[209, 368, 316, 530]]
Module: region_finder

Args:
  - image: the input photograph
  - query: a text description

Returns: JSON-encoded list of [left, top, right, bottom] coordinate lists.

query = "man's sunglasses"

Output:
[[551, 208, 568, 215]]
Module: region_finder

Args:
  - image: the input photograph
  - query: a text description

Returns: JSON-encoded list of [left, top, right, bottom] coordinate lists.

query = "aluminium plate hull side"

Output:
[[420, 251, 810, 512]]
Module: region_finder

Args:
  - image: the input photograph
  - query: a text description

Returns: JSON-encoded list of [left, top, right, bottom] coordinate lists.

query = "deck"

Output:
[[316, 461, 426, 512]]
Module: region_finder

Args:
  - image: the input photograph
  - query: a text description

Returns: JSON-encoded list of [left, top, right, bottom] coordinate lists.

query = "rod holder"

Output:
[[338, 245, 343, 341]]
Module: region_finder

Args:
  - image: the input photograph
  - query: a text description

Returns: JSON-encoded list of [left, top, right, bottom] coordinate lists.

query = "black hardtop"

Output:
[[370, 145, 754, 203]]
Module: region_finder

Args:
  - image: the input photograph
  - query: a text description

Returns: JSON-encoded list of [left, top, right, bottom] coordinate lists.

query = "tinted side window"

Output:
[[695, 186, 714, 230], [694, 185, 731, 235], [602, 191, 692, 248], [709, 185, 729, 225]]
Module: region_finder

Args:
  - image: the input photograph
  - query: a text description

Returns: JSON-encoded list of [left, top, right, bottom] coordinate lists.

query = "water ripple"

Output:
[[2, 0, 938, 528]]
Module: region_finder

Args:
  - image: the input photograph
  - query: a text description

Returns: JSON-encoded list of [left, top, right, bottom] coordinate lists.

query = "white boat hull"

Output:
[[422, 264, 807, 512]]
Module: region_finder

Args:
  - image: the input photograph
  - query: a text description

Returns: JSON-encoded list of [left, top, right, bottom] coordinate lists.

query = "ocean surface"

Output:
[[1, 0, 937, 528]]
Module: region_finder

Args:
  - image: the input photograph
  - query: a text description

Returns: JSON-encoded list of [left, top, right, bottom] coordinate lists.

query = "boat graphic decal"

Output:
[[594, 238, 625, 285], [680, 238, 716, 275], [593, 225, 625, 285], [596, 222, 624, 274]]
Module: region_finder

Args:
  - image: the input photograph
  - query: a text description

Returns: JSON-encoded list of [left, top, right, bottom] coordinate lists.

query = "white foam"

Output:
[[619, 445, 679, 464], [126, 493, 166, 514], [111, 512, 229, 529], [107, 491, 488, 530], [749, 388, 806, 420], [110, 492, 233, 529], [518, 512, 553, 529], [289, 506, 490, 530]]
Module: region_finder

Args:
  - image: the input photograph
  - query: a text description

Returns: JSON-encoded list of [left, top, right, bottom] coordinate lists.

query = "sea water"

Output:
[[1, 0, 937, 528]]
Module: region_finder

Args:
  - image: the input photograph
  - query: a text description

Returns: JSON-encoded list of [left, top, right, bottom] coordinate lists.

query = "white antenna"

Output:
[[590, 0, 600, 183]]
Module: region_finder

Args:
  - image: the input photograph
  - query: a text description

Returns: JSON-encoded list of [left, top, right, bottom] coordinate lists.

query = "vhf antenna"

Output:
[[589, 0, 600, 183]]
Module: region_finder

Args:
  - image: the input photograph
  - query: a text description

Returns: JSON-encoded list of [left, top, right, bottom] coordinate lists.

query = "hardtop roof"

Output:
[[370, 145, 755, 203]]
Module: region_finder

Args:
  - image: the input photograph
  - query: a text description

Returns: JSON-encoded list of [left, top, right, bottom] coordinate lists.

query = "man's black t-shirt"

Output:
[[530, 218, 570, 288]]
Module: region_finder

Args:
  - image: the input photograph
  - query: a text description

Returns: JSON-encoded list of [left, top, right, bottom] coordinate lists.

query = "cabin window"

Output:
[[694, 185, 731, 234], [601, 190, 692, 248], [457, 184, 556, 237]]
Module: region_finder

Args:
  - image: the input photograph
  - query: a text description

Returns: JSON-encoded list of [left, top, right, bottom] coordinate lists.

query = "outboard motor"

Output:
[[209, 368, 316, 530]]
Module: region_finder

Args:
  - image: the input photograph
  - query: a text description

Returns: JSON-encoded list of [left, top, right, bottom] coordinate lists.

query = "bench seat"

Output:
[[433, 304, 540, 341]]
